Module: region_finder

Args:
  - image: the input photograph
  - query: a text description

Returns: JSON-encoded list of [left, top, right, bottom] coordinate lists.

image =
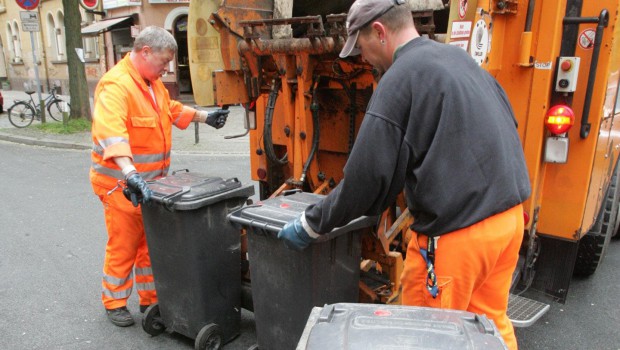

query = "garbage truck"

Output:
[[187, 0, 620, 328]]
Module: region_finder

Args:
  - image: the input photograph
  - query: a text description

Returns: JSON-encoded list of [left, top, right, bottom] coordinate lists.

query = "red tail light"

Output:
[[545, 105, 575, 135], [523, 211, 530, 226]]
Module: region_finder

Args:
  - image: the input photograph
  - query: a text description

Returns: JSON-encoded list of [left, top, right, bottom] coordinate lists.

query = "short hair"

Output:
[[360, 3, 413, 35], [133, 26, 178, 53]]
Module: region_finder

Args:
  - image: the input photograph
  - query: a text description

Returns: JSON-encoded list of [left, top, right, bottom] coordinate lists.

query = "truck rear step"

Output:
[[508, 293, 550, 327]]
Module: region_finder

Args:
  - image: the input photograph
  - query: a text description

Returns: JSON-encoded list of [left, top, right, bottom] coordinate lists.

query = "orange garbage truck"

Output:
[[188, 0, 620, 328]]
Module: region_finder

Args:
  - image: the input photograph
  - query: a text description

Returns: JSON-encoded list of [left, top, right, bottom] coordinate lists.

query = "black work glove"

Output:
[[123, 173, 153, 207], [205, 109, 230, 129]]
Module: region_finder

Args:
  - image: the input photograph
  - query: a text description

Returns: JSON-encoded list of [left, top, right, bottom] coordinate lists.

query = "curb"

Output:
[[0, 131, 91, 150], [0, 132, 251, 155]]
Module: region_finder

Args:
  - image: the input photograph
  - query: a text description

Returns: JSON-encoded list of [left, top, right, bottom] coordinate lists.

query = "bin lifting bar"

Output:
[[563, 9, 609, 139], [239, 15, 325, 39]]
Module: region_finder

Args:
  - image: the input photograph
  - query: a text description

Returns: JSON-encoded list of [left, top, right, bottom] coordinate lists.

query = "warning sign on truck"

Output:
[[470, 19, 489, 66], [578, 28, 596, 50], [450, 21, 472, 39]]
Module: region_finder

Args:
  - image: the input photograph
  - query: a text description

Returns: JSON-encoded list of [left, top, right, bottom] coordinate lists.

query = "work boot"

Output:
[[105, 306, 135, 327]]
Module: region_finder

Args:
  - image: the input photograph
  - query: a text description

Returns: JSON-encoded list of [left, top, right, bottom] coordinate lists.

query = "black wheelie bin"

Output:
[[228, 192, 376, 350], [297, 303, 509, 349], [140, 170, 254, 350]]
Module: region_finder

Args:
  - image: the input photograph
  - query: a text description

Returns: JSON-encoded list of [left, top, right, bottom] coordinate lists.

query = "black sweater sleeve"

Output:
[[304, 114, 409, 233]]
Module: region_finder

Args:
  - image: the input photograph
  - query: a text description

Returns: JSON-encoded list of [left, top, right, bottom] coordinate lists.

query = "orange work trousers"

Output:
[[401, 204, 524, 350], [93, 184, 157, 310]]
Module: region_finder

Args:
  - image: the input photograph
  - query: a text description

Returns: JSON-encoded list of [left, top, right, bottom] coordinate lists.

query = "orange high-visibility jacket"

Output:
[[90, 54, 196, 189]]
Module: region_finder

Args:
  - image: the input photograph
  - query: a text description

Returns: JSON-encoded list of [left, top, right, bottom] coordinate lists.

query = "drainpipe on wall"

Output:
[[38, 5, 51, 92]]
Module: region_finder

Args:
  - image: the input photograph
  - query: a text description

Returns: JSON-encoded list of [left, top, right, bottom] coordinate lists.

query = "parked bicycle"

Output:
[[8, 86, 70, 128]]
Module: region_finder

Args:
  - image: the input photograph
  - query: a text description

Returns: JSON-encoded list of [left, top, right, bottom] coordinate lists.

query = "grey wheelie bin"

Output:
[[228, 192, 375, 350], [140, 170, 254, 350], [297, 303, 508, 350]]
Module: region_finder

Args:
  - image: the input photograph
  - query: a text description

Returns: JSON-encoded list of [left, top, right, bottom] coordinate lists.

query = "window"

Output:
[[9, 21, 22, 63], [45, 10, 67, 62], [46, 12, 60, 60], [56, 11, 66, 60], [5, 23, 14, 61], [81, 10, 99, 60]]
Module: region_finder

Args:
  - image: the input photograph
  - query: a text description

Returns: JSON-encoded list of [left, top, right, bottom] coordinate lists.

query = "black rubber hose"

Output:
[[263, 79, 288, 165], [301, 76, 321, 183]]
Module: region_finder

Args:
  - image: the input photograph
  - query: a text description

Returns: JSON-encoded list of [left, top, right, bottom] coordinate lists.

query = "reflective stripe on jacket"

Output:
[[89, 53, 196, 189]]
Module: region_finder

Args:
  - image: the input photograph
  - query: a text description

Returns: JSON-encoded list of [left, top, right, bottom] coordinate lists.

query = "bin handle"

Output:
[[227, 202, 248, 215], [161, 186, 191, 211], [227, 210, 282, 235], [228, 210, 377, 240], [282, 188, 302, 196]]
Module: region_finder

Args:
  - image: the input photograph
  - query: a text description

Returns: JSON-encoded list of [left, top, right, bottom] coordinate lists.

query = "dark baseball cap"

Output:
[[340, 0, 407, 58]]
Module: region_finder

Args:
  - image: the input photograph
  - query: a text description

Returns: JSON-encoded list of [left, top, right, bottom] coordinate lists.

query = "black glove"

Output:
[[123, 173, 153, 207], [205, 109, 229, 129]]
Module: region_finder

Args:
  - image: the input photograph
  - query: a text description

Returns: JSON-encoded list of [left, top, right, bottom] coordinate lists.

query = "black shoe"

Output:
[[139, 304, 151, 313], [106, 306, 135, 327]]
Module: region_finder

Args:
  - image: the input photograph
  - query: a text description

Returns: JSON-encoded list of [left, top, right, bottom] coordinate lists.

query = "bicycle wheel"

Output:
[[8, 102, 35, 128], [47, 99, 68, 122]]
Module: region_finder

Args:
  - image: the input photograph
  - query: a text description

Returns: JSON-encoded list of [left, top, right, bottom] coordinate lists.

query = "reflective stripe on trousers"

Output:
[[94, 183, 157, 310]]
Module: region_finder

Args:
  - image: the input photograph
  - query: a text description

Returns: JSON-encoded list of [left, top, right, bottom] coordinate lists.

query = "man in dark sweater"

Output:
[[277, 0, 530, 348]]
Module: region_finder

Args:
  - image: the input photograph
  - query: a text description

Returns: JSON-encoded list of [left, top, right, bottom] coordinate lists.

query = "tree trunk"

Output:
[[61, 0, 92, 121]]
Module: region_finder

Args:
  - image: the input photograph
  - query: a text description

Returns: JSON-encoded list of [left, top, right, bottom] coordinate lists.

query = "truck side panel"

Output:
[[537, 0, 619, 240]]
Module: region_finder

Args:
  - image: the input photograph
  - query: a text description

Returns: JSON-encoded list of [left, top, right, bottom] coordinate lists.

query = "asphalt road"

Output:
[[0, 142, 257, 350], [0, 141, 619, 350]]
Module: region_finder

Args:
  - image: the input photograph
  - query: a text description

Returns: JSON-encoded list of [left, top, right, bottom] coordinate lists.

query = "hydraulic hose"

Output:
[[264, 79, 288, 165], [300, 76, 321, 183]]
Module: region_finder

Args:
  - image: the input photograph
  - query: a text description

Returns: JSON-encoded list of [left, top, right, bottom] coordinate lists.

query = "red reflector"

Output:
[[545, 105, 574, 135], [257, 168, 267, 180], [374, 310, 392, 317], [523, 211, 530, 226]]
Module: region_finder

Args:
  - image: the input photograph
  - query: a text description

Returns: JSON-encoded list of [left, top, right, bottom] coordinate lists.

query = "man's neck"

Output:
[[389, 28, 419, 53], [388, 27, 420, 64], [129, 51, 149, 85]]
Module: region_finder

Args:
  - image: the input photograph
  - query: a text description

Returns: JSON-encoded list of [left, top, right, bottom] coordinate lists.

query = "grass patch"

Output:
[[34, 118, 91, 134]]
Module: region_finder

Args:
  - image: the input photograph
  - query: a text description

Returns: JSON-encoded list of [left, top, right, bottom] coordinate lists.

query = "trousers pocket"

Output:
[[423, 276, 453, 309]]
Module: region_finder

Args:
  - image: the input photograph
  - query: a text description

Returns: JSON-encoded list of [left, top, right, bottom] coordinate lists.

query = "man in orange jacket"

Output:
[[90, 26, 228, 327]]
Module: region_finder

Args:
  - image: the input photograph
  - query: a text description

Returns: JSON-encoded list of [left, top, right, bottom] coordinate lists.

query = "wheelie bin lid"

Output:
[[297, 303, 508, 349], [146, 170, 254, 211], [227, 191, 376, 242]]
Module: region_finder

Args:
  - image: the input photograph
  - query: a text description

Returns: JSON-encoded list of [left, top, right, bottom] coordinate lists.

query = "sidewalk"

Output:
[[0, 90, 250, 155]]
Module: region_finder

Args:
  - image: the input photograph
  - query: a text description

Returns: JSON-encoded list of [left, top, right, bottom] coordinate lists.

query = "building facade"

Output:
[[0, 0, 191, 98]]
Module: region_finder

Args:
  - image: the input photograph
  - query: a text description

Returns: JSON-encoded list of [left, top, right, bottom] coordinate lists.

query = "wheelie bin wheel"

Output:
[[142, 303, 165, 336], [195, 324, 223, 350]]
